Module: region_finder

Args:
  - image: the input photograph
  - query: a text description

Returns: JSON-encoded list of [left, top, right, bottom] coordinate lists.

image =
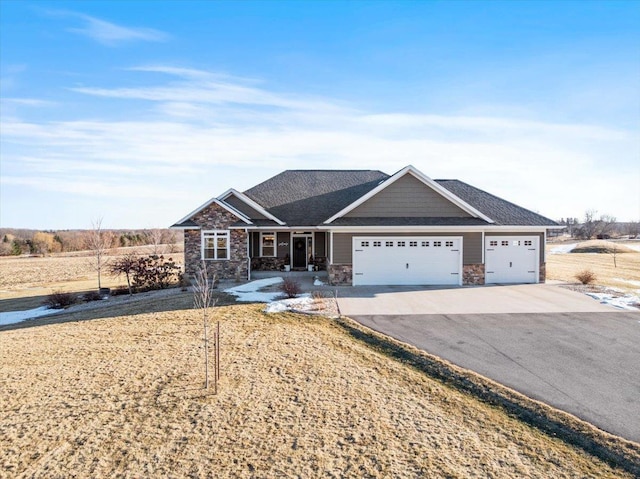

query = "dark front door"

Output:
[[293, 237, 307, 268]]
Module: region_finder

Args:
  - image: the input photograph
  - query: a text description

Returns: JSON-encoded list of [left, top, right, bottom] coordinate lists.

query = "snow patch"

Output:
[[224, 277, 284, 303], [313, 278, 325, 286], [585, 292, 640, 311], [264, 295, 313, 313], [0, 306, 56, 326], [549, 243, 577, 254]]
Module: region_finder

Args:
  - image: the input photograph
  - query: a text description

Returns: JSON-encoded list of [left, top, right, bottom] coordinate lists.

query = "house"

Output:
[[172, 165, 559, 286]]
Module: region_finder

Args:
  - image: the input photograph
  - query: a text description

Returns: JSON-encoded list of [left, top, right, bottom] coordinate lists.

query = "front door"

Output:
[[292, 235, 312, 269]]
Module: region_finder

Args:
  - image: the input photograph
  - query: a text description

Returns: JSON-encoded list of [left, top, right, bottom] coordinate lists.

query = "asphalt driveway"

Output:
[[337, 285, 640, 442]]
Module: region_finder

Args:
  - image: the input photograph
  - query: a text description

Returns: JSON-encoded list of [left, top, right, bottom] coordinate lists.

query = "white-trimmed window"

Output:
[[202, 230, 230, 260], [260, 232, 275, 257]]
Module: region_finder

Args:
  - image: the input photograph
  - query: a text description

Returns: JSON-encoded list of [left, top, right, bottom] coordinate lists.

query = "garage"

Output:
[[485, 236, 539, 284], [352, 236, 462, 286]]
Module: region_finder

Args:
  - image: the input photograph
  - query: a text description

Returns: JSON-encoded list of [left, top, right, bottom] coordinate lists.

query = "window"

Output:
[[524, 240, 533, 246], [385, 241, 394, 247], [433, 241, 442, 247], [260, 232, 275, 257], [489, 240, 498, 247], [397, 241, 406, 247], [373, 241, 381, 247], [203, 230, 229, 260], [422, 241, 430, 247], [513, 240, 521, 246], [409, 241, 417, 247], [361, 241, 370, 247], [445, 241, 453, 247], [501, 240, 509, 246]]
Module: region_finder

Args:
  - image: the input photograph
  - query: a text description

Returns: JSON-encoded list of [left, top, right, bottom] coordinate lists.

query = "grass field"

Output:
[[1, 297, 636, 478], [0, 245, 182, 312], [546, 241, 640, 293]]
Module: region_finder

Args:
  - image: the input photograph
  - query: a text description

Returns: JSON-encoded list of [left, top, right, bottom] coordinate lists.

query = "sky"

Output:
[[1, 0, 639, 230]]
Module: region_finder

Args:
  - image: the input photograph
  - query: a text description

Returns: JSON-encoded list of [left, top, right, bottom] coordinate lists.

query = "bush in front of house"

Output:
[[280, 278, 302, 298], [44, 291, 78, 309], [575, 269, 597, 285]]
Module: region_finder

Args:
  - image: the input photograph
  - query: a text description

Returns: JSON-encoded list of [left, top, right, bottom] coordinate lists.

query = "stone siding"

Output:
[[183, 203, 248, 281], [329, 264, 353, 285], [539, 263, 546, 283], [463, 264, 485, 285]]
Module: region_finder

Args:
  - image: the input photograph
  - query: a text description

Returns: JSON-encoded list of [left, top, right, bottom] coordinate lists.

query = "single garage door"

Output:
[[352, 236, 462, 286], [485, 236, 539, 284]]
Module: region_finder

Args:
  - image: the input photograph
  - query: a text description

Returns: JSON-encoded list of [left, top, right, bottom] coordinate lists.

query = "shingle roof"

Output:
[[435, 180, 557, 226], [244, 170, 389, 226], [329, 217, 490, 227]]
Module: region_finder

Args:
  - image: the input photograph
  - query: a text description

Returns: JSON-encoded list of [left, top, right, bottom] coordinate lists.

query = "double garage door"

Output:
[[353, 236, 462, 286]]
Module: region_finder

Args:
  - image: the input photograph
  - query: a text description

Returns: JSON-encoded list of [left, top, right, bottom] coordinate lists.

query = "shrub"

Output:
[[44, 291, 78, 309], [82, 290, 104, 302], [110, 286, 131, 296], [575, 269, 597, 285], [280, 278, 301, 298], [131, 255, 181, 291]]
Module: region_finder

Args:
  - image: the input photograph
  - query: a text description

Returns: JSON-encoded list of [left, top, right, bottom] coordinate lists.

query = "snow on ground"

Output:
[[585, 292, 640, 311], [224, 277, 321, 314], [224, 277, 284, 303], [0, 306, 56, 326], [625, 243, 640, 252], [313, 278, 325, 286], [264, 295, 314, 313], [549, 243, 577, 254]]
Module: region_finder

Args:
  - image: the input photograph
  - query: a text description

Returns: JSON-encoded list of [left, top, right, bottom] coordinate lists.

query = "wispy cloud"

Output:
[[2, 65, 638, 225], [48, 10, 168, 46]]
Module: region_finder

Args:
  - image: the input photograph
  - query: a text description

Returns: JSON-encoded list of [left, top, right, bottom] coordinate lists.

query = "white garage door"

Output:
[[485, 236, 539, 284], [352, 237, 462, 286]]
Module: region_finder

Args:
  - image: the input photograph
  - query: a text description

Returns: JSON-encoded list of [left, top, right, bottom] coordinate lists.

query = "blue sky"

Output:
[[1, 0, 639, 229]]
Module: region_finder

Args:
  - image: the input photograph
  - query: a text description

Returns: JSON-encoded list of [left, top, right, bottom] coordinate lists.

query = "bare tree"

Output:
[[193, 261, 218, 391], [85, 217, 112, 291], [149, 228, 164, 255], [597, 214, 617, 238]]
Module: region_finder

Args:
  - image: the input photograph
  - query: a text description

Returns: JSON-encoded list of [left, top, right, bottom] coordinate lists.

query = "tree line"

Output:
[[556, 210, 639, 240], [0, 228, 183, 256]]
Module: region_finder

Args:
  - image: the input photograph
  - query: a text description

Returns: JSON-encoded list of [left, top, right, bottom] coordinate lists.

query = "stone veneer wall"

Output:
[[183, 203, 248, 281], [329, 264, 353, 286], [539, 263, 546, 283], [463, 264, 485, 285]]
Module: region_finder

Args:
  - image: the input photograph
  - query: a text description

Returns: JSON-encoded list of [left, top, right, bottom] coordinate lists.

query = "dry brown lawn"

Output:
[[546, 244, 640, 293], [0, 247, 183, 311], [1, 298, 634, 478]]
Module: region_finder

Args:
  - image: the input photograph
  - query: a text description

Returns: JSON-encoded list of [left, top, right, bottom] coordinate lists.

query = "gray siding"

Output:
[[332, 232, 482, 264], [314, 232, 326, 257], [277, 232, 290, 258], [224, 194, 267, 220], [345, 174, 471, 218]]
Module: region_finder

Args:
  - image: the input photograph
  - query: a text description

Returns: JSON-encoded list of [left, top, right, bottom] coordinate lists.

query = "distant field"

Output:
[[1, 299, 635, 478], [0, 245, 183, 312], [546, 241, 640, 293]]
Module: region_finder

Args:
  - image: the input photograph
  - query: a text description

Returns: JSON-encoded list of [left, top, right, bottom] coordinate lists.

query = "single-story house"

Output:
[[172, 165, 559, 286]]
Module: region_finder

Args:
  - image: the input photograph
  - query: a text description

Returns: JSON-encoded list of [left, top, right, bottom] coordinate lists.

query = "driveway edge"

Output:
[[335, 316, 640, 476]]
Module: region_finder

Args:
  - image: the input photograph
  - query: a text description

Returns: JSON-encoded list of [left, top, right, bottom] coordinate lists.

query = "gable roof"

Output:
[[172, 166, 558, 229], [218, 188, 286, 225], [243, 170, 389, 226], [172, 197, 252, 228], [323, 165, 494, 224]]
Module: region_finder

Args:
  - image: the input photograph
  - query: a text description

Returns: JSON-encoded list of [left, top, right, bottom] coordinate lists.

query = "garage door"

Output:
[[485, 236, 539, 284], [352, 237, 462, 286]]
